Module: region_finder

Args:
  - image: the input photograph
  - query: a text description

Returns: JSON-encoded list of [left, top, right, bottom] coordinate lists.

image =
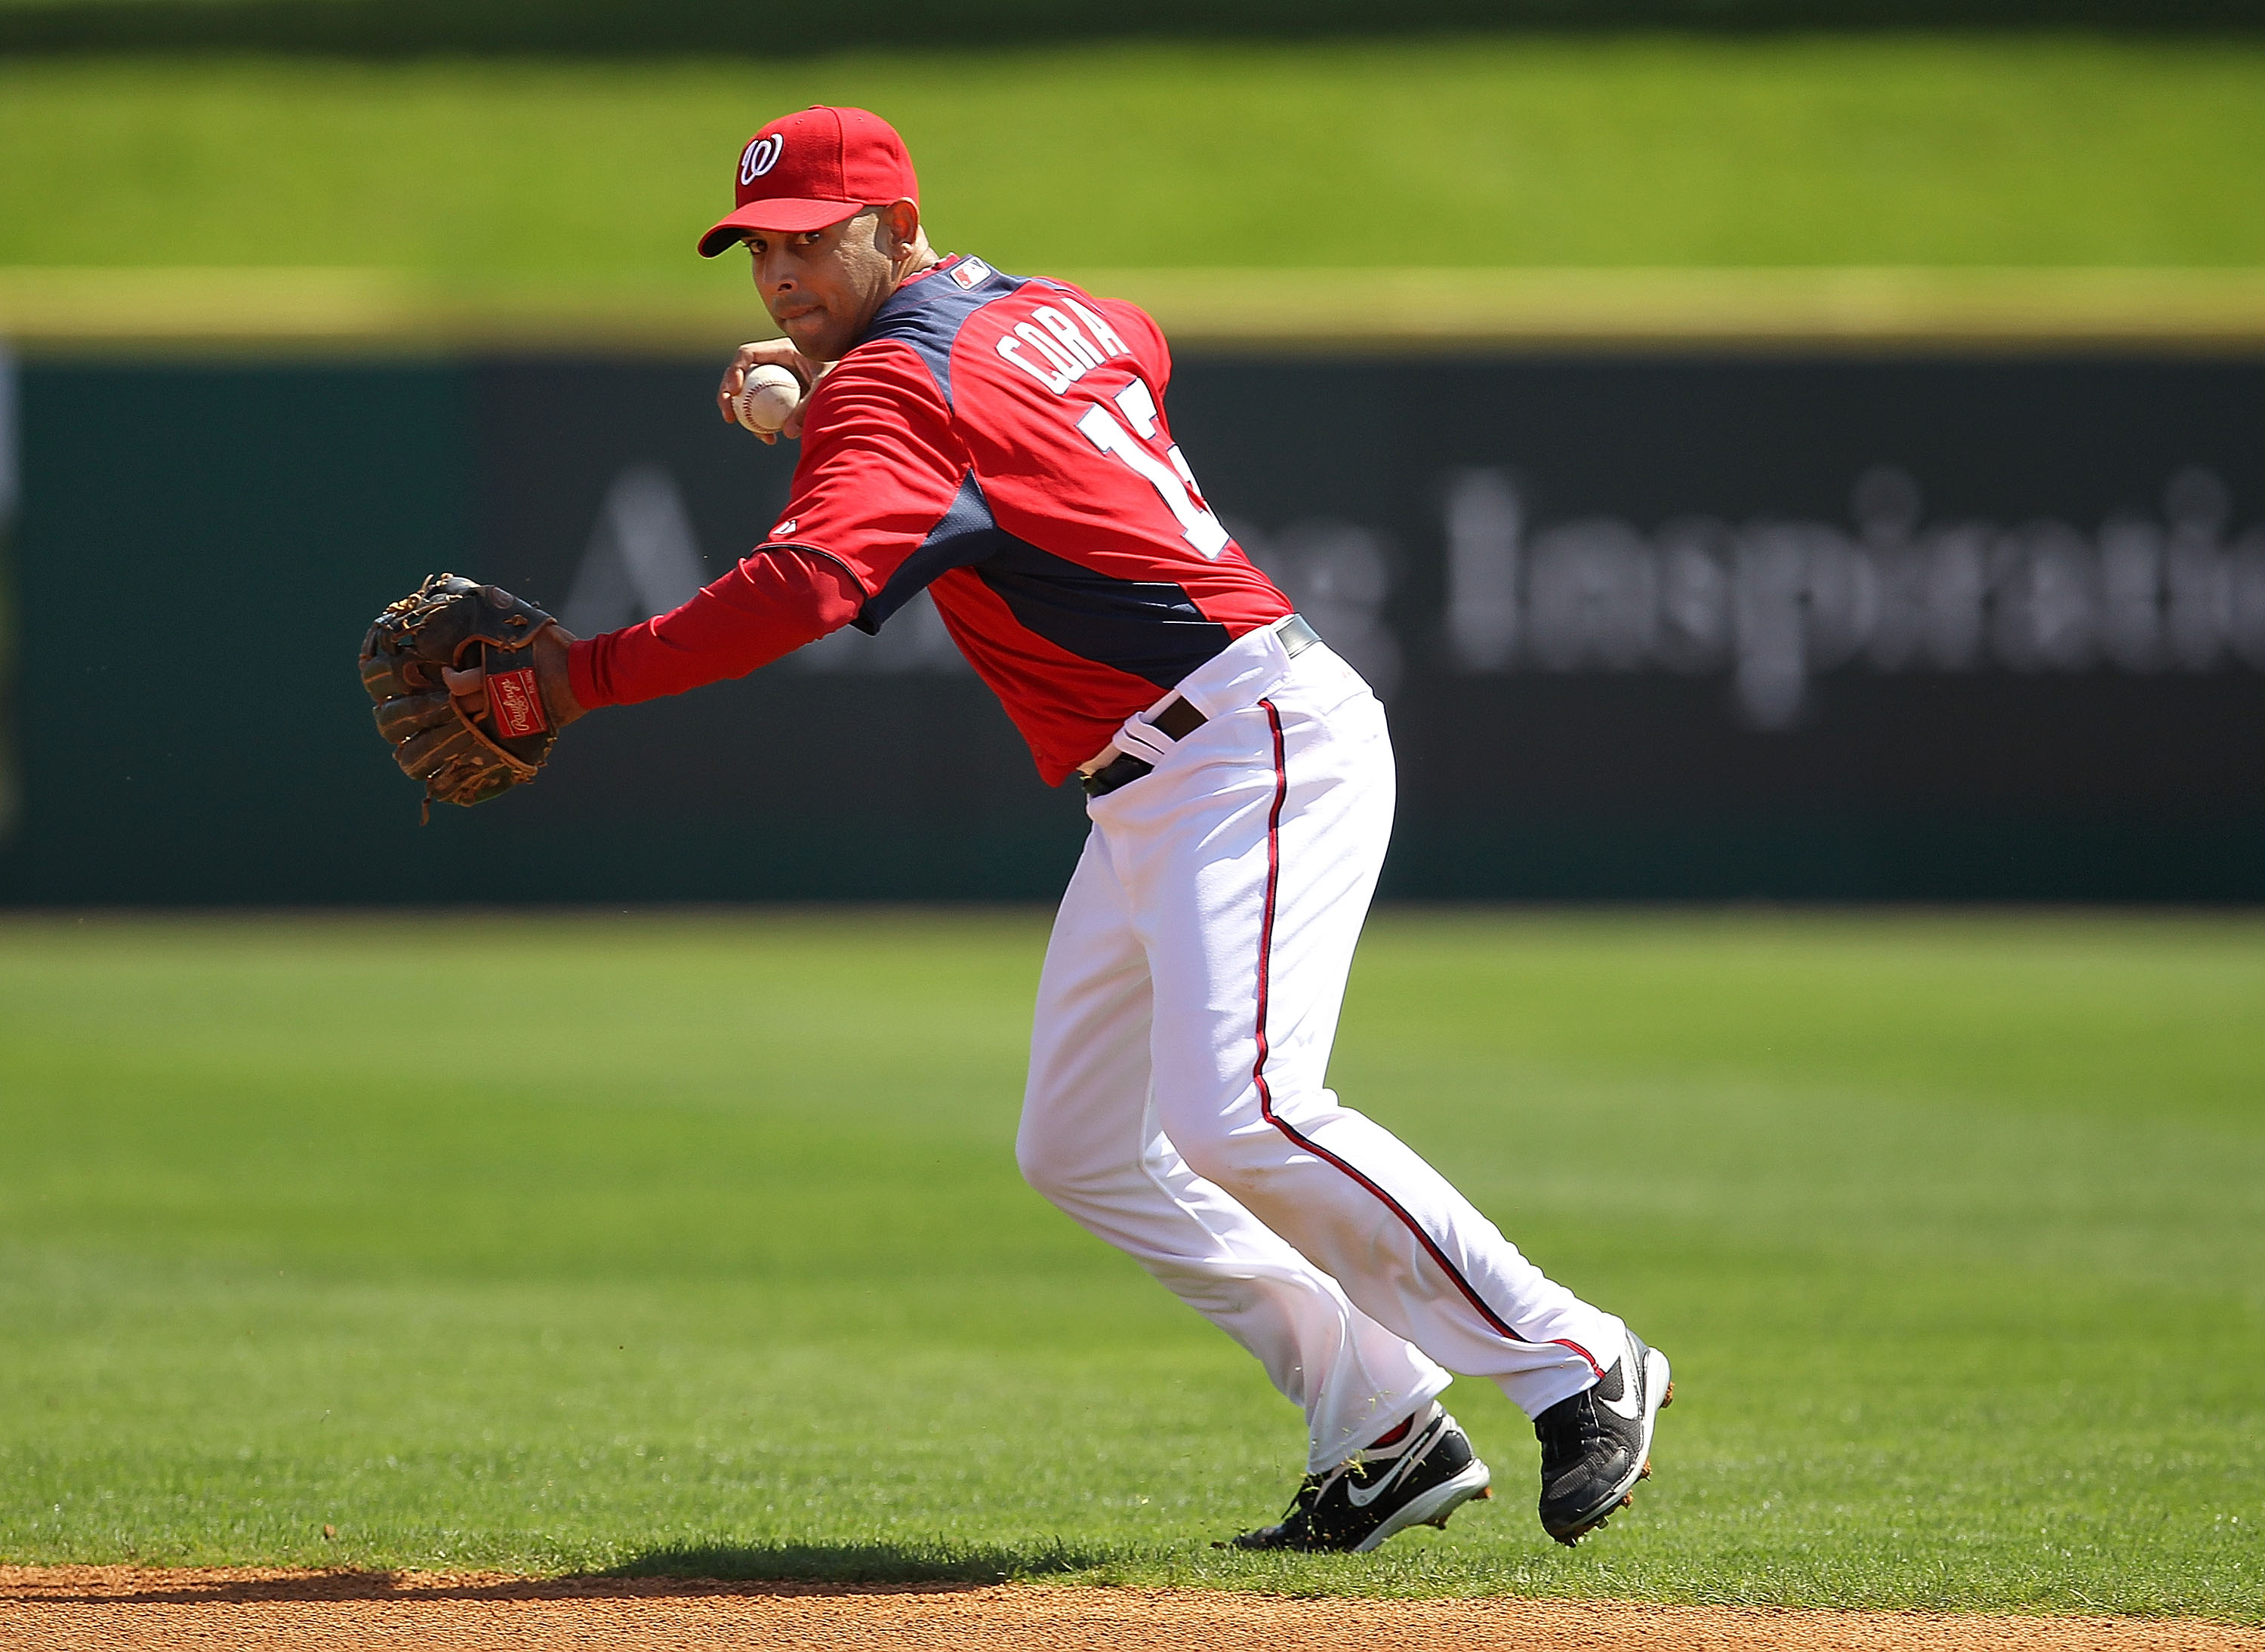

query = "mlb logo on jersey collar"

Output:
[[949, 257, 994, 290]]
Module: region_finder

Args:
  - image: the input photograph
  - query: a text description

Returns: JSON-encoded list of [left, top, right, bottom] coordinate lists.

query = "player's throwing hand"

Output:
[[717, 340, 821, 444]]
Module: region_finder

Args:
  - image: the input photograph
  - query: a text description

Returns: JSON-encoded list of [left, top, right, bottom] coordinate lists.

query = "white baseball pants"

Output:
[[1018, 625, 1626, 1472]]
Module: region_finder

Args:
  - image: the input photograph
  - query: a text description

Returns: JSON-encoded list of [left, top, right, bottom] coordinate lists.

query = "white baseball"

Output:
[[732, 364, 803, 435]]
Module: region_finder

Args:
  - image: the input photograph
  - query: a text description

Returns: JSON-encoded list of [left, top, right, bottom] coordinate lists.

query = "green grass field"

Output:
[[0, 909, 2258, 1618], [3, 35, 2263, 279]]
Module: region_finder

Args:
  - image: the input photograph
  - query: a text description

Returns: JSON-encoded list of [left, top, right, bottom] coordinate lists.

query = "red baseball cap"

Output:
[[697, 106, 920, 257]]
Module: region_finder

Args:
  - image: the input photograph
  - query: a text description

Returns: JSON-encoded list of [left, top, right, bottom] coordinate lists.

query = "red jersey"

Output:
[[569, 256, 1293, 784]]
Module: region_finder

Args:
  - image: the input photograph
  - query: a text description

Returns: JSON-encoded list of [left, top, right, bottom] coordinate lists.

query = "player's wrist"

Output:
[[541, 627, 590, 726]]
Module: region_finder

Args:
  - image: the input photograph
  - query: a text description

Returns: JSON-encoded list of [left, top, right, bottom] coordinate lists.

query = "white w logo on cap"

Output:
[[739, 134, 784, 184]]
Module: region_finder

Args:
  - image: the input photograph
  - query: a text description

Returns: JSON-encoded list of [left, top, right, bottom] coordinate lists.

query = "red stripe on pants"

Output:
[[1248, 698, 1601, 1381]]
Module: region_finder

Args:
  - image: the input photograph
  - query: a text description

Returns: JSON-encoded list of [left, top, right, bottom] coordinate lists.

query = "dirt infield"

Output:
[[2, 1568, 2259, 1651]]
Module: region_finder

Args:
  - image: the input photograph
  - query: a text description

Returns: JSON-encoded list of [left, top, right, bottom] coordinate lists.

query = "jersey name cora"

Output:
[[771, 254, 1293, 782]]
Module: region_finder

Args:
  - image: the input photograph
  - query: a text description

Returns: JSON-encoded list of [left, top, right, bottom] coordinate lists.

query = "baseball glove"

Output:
[[359, 573, 561, 817]]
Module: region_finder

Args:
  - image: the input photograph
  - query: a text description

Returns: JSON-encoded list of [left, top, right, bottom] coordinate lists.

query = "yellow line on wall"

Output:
[[5, 267, 2264, 355], [1102, 267, 2265, 351]]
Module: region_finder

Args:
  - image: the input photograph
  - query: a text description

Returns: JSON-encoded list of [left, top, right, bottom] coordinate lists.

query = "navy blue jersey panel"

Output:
[[859, 255, 1027, 410], [854, 471, 1015, 633], [976, 541, 1234, 689]]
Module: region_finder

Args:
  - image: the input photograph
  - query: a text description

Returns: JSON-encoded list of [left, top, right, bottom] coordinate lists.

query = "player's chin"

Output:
[[778, 313, 847, 362]]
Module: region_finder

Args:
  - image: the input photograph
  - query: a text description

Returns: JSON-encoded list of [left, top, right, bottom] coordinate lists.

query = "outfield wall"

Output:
[[2, 0, 2258, 56], [2, 350, 2260, 904]]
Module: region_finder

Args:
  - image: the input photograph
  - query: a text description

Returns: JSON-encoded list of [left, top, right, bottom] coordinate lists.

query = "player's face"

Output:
[[743, 210, 899, 362]]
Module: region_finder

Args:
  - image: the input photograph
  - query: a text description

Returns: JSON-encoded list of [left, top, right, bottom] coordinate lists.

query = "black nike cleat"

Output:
[[1220, 1405, 1493, 1555], [1534, 1329, 1672, 1546]]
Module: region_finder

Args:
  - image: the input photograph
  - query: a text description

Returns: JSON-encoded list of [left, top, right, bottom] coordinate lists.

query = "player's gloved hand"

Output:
[[438, 624, 584, 732], [717, 338, 824, 444], [359, 574, 584, 819]]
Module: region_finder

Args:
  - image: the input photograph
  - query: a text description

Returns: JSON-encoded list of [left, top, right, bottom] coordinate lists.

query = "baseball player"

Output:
[[403, 105, 1671, 1552]]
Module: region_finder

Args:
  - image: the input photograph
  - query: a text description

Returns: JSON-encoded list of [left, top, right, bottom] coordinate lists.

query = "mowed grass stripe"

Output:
[[2, 36, 2263, 282], [0, 910, 2257, 1615]]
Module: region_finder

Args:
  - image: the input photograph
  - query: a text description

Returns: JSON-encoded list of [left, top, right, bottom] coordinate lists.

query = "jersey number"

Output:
[[1075, 380, 1231, 559]]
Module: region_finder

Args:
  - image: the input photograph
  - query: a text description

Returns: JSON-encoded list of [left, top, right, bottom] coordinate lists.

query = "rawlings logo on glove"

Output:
[[485, 667, 548, 740], [359, 573, 562, 817]]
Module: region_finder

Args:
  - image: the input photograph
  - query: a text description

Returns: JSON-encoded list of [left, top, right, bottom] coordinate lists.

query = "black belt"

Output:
[[1081, 615, 1320, 799]]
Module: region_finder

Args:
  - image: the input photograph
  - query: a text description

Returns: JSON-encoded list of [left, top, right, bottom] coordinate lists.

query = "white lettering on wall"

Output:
[[562, 464, 709, 639], [1444, 469, 1521, 672], [1441, 465, 2265, 729]]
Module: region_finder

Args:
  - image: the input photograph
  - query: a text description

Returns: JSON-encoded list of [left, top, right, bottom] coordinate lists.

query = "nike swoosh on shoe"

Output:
[[1343, 1438, 1432, 1508], [1594, 1360, 1646, 1421]]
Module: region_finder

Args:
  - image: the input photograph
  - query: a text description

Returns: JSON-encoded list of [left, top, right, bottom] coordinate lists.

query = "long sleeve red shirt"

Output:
[[566, 547, 865, 710]]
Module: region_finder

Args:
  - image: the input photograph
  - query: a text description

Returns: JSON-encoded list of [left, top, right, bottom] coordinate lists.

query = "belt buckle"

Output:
[[1082, 752, 1153, 798]]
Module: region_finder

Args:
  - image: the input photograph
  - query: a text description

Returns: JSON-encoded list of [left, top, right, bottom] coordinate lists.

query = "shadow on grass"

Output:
[[601, 1537, 1113, 1586], [9, 1541, 1116, 1605]]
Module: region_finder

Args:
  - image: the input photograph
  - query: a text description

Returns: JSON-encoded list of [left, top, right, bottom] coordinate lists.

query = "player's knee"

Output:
[[1014, 1123, 1077, 1204], [1016, 1121, 1158, 1216]]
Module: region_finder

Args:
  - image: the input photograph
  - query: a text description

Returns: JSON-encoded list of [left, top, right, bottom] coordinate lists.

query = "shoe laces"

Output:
[[1274, 1472, 1326, 1524], [1535, 1391, 1603, 1475]]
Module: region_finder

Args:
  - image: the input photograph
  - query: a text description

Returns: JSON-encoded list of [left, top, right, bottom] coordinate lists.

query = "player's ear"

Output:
[[878, 198, 922, 257]]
